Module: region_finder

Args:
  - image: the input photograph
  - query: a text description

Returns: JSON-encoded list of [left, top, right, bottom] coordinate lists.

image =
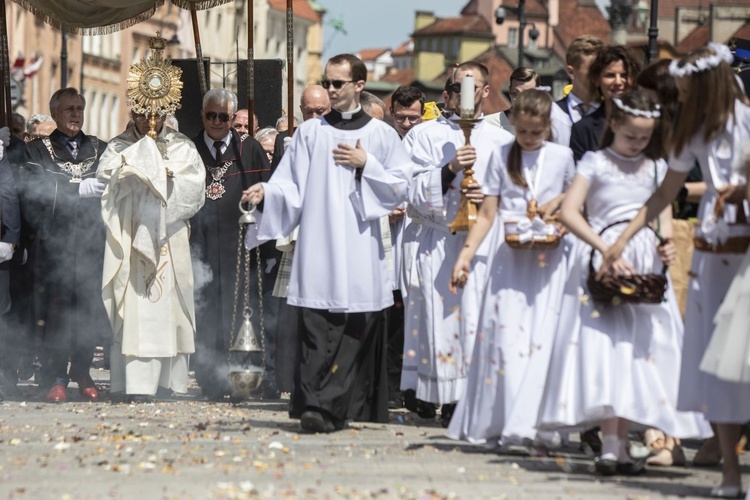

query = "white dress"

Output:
[[401, 116, 513, 403], [537, 149, 712, 439], [670, 100, 750, 422], [448, 141, 575, 444]]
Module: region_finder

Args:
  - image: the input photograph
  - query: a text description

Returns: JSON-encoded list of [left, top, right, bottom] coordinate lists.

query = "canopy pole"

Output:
[[286, 0, 293, 137], [1, 0, 12, 128], [190, 7, 208, 98], [247, 0, 254, 129]]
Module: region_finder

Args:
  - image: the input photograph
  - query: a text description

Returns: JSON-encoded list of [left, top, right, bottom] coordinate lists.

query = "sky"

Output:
[[318, 0, 466, 59]]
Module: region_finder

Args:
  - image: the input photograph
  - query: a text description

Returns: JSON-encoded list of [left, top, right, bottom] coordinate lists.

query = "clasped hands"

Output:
[[595, 237, 676, 281]]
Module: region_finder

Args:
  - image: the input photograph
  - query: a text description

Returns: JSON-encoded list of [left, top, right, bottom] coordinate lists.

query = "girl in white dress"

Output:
[[537, 90, 712, 476], [597, 44, 750, 496], [448, 89, 575, 446]]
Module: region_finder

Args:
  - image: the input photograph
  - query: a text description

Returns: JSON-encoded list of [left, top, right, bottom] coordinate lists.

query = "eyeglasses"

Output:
[[393, 114, 421, 124], [321, 80, 354, 90], [302, 107, 328, 116], [205, 112, 232, 123], [447, 83, 481, 93]]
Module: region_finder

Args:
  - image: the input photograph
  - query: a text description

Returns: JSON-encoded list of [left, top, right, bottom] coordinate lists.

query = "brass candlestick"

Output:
[[449, 116, 482, 233]]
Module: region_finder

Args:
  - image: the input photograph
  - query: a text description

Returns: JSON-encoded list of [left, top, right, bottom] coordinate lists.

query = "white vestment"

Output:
[[98, 126, 205, 395], [245, 115, 413, 313], [401, 115, 514, 403]]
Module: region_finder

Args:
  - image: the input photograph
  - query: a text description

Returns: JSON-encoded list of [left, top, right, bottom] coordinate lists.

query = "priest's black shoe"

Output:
[[594, 456, 618, 476], [300, 409, 336, 433], [440, 403, 456, 428], [616, 458, 647, 476], [128, 394, 156, 404]]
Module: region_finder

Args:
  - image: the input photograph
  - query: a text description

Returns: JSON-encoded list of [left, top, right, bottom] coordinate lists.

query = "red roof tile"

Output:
[[676, 24, 710, 53], [392, 40, 413, 57], [380, 67, 414, 86], [413, 15, 493, 37], [498, 0, 548, 17], [551, 0, 611, 60], [268, 0, 320, 23], [359, 48, 391, 61]]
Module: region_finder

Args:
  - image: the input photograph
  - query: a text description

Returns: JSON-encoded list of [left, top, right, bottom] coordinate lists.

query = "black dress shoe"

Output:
[[594, 456, 618, 476], [617, 458, 647, 476], [300, 409, 336, 433], [440, 403, 456, 428]]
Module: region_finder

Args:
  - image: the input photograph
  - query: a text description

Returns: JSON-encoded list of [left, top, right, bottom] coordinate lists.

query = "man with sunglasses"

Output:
[[242, 53, 412, 433], [401, 62, 514, 428], [189, 88, 279, 402]]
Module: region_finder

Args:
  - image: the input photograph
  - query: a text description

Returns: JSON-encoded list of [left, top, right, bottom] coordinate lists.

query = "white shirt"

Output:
[[203, 131, 231, 159]]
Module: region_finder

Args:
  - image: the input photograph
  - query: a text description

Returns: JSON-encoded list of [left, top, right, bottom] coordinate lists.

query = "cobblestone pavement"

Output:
[[0, 365, 747, 499]]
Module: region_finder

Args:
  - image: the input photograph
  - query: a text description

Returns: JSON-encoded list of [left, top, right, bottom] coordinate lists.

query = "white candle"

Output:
[[460, 76, 475, 118]]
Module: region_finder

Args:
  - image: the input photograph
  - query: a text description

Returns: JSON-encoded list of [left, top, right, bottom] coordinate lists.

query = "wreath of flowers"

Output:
[[612, 98, 661, 119], [669, 42, 734, 78]]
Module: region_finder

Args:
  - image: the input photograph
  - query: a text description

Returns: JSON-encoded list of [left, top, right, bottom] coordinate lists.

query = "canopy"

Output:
[[10, 0, 231, 34]]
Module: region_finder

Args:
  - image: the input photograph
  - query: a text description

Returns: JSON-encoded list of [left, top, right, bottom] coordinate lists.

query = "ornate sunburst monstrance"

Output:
[[127, 33, 183, 139]]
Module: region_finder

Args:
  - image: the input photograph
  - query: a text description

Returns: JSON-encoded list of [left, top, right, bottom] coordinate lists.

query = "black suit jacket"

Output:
[[0, 136, 21, 247], [569, 105, 607, 163]]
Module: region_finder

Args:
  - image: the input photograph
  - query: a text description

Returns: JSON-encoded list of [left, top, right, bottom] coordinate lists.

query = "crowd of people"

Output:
[[1, 32, 750, 496]]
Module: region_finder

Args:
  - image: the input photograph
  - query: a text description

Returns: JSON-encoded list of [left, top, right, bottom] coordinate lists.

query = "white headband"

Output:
[[669, 42, 734, 78], [612, 98, 661, 119]]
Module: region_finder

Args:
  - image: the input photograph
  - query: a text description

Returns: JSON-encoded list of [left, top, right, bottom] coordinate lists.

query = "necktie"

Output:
[[68, 139, 79, 159], [576, 102, 588, 117], [214, 140, 224, 161]]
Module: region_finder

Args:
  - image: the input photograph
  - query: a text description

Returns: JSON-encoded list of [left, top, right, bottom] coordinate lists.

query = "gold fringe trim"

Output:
[[171, 0, 233, 10], [10, 0, 165, 35]]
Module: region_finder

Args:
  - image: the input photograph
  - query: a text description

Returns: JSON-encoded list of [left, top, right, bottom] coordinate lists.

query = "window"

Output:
[[508, 28, 518, 48]]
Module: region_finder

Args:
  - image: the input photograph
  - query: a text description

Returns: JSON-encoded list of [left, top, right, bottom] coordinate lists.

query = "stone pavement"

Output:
[[0, 369, 747, 499]]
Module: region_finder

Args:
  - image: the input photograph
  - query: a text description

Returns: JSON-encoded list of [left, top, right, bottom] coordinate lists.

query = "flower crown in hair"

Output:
[[612, 98, 661, 119], [668, 42, 734, 78]]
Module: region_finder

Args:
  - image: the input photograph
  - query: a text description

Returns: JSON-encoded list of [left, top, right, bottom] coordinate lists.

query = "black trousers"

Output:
[[385, 290, 405, 400], [290, 307, 389, 423]]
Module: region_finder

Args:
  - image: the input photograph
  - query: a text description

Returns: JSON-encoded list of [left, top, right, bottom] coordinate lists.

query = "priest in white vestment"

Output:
[[97, 39, 206, 401], [401, 62, 514, 426], [243, 54, 413, 433]]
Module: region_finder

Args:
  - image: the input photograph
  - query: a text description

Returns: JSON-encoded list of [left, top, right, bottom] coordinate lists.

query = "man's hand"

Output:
[[332, 139, 367, 169], [718, 183, 746, 205], [463, 185, 484, 206], [389, 207, 406, 224], [449, 145, 476, 174], [242, 183, 265, 205], [79, 178, 106, 198], [0, 242, 14, 264]]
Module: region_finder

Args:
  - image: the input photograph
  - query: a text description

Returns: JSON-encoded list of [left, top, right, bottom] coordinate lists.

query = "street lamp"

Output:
[[496, 1, 540, 68], [647, 0, 659, 64]]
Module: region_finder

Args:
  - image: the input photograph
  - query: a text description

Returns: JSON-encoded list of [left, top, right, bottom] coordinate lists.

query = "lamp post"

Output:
[[647, 0, 659, 64], [495, 1, 540, 68]]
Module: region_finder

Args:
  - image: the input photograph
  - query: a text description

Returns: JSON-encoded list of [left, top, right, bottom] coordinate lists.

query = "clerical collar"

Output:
[[325, 106, 371, 130]]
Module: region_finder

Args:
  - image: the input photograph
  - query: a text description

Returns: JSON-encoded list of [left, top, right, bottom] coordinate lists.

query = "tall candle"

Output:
[[460, 76, 475, 118]]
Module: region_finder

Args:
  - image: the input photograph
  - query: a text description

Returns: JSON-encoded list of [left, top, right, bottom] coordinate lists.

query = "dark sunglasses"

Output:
[[447, 83, 480, 93], [321, 79, 354, 90], [205, 111, 232, 122]]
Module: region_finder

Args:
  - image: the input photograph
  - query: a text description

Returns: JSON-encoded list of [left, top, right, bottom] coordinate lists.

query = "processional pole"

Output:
[[0, 0, 13, 127], [286, 0, 293, 137], [247, 0, 254, 126], [190, 7, 208, 97]]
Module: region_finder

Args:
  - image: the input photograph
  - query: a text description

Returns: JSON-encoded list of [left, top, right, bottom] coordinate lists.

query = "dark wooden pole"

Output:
[[286, 0, 293, 136], [247, 0, 254, 128], [0, 0, 13, 127], [647, 0, 660, 64], [191, 7, 208, 98]]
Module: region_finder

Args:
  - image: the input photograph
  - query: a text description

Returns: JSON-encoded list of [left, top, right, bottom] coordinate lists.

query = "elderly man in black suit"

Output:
[[22, 88, 109, 403], [190, 88, 280, 401]]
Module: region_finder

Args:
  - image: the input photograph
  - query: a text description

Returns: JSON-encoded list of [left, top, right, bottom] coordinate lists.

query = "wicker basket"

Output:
[[504, 199, 562, 250], [694, 190, 750, 254], [586, 220, 668, 305]]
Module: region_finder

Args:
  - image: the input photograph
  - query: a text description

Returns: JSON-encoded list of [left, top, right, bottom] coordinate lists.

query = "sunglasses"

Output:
[[321, 80, 354, 90], [205, 112, 232, 122], [447, 83, 480, 93], [393, 114, 421, 123]]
